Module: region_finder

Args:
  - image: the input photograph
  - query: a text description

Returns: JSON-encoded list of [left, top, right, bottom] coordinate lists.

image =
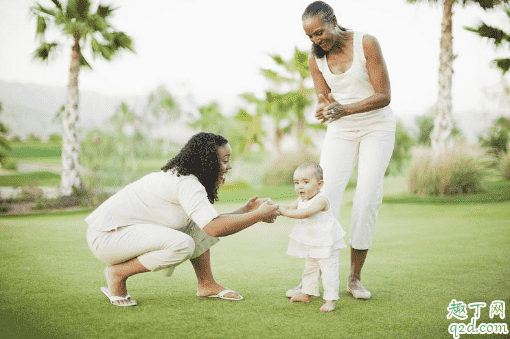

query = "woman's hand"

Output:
[[324, 93, 348, 122], [315, 94, 331, 124], [258, 201, 281, 223], [245, 196, 269, 212]]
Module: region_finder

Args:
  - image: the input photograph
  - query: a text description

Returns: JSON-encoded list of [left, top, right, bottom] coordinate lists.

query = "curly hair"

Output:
[[302, 1, 348, 59], [161, 132, 228, 203]]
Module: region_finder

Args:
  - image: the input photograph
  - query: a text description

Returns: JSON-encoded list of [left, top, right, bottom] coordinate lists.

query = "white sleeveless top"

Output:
[[286, 193, 346, 259], [315, 31, 396, 132]]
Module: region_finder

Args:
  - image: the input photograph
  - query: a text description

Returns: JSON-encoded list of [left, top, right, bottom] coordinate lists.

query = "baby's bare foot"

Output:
[[290, 293, 311, 303], [320, 300, 335, 312]]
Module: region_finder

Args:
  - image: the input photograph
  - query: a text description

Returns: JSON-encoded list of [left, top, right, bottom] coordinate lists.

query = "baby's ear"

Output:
[[318, 179, 324, 189]]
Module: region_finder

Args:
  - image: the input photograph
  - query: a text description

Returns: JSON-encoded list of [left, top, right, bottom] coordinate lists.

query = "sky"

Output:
[[0, 0, 509, 118]]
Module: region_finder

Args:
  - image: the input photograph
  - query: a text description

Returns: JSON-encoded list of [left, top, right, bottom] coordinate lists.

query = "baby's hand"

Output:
[[278, 206, 289, 217]]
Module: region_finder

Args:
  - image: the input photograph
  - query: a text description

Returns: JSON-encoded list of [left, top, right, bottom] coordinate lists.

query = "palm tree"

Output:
[[242, 47, 316, 155], [407, 0, 455, 155], [145, 85, 181, 158], [407, 0, 510, 154], [31, 0, 134, 195], [0, 102, 11, 168]]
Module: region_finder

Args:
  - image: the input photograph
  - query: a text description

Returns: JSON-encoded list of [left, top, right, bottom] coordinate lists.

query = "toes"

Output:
[[223, 292, 241, 300], [112, 298, 137, 306]]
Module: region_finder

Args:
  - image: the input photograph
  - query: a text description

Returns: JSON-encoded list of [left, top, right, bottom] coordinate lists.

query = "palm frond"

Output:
[[261, 69, 293, 83], [79, 50, 92, 68], [494, 58, 510, 74], [0, 137, 11, 151], [66, 0, 91, 21], [87, 14, 109, 32], [33, 42, 59, 61], [36, 15, 47, 36], [50, 0, 63, 10], [465, 23, 509, 46], [96, 4, 116, 18], [110, 31, 135, 52], [0, 122, 9, 135], [240, 93, 261, 104], [465, 0, 510, 9], [271, 55, 286, 66], [32, 3, 56, 17]]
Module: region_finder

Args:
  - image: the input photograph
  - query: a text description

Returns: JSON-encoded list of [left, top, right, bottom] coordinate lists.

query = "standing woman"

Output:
[[86, 132, 280, 306], [300, 1, 396, 299]]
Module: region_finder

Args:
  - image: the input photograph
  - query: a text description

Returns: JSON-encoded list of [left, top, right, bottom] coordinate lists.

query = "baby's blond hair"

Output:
[[295, 161, 323, 180]]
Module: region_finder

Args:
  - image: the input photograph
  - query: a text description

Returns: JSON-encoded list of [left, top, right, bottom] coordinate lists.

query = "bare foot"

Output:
[[320, 300, 335, 312], [104, 266, 127, 297], [196, 283, 242, 300], [290, 293, 311, 303]]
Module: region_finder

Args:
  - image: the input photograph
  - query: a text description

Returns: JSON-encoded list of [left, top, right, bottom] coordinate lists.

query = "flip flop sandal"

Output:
[[198, 289, 243, 301], [100, 286, 137, 306]]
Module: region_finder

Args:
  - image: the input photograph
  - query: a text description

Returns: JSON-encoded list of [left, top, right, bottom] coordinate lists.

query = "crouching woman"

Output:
[[86, 132, 280, 306]]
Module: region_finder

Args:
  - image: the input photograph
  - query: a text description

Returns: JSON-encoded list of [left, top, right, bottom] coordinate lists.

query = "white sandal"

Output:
[[100, 286, 137, 306]]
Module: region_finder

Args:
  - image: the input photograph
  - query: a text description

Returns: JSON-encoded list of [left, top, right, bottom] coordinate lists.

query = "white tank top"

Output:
[[315, 31, 396, 132]]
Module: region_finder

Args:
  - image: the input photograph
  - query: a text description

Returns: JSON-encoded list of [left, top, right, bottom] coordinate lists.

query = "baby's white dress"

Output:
[[286, 193, 347, 259]]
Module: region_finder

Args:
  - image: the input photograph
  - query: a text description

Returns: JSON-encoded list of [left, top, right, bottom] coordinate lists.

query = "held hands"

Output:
[[245, 196, 280, 223], [258, 200, 281, 223], [315, 93, 347, 124]]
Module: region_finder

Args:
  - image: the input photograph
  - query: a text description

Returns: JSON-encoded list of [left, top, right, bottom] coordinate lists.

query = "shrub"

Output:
[[500, 151, 510, 180], [34, 186, 111, 211], [21, 184, 43, 201], [408, 141, 491, 196], [262, 151, 319, 186]]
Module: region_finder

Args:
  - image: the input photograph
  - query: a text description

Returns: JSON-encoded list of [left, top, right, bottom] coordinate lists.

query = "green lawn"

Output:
[[1, 189, 508, 339]]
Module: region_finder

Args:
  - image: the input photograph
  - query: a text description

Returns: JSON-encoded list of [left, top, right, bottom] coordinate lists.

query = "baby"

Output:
[[279, 161, 346, 312]]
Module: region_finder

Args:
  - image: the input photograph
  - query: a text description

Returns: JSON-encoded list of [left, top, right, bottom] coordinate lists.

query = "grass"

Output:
[[7, 142, 61, 158], [1, 186, 509, 339], [0, 171, 61, 187]]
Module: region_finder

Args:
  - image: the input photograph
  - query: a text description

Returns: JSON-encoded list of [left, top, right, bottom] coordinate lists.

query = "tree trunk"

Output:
[[61, 37, 82, 196], [431, 0, 455, 155]]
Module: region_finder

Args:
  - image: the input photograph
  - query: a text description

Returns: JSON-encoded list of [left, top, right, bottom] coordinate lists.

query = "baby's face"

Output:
[[293, 168, 323, 201]]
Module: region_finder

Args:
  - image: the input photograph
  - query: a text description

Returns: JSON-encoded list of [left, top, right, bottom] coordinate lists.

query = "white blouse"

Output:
[[85, 171, 219, 232]]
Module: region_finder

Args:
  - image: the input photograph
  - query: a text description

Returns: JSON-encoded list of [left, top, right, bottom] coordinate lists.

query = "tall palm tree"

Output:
[[407, 0, 455, 155], [31, 0, 134, 195], [0, 102, 11, 168]]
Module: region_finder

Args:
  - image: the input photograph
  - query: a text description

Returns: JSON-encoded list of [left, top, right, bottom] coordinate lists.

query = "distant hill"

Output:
[[0, 79, 149, 138], [0, 78, 507, 144]]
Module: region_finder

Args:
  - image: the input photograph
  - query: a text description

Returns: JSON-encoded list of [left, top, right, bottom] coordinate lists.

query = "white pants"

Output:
[[86, 222, 219, 277], [320, 129, 395, 250], [300, 249, 341, 301]]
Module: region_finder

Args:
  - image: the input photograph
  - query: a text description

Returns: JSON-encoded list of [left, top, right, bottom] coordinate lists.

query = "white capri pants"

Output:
[[301, 249, 341, 301], [320, 129, 395, 250], [87, 221, 219, 277]]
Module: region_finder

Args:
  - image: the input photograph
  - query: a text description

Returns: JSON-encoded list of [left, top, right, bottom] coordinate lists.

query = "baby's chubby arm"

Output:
[[279, 196, 328, 219]]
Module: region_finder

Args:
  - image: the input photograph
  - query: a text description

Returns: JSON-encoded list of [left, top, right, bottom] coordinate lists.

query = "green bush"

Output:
[[409, 141, 491, 196], [500, 151, 510, 180], [262, 151, 319, 186], [34, 186, 110, 211]]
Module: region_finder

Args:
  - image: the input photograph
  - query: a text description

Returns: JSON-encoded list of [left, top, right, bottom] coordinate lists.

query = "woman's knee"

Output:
[[170, 235, 196, 259]]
